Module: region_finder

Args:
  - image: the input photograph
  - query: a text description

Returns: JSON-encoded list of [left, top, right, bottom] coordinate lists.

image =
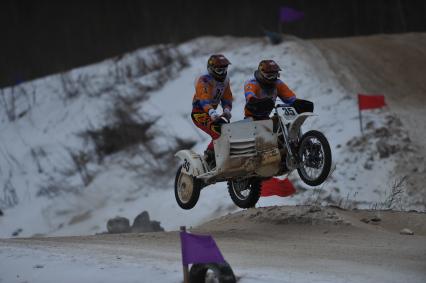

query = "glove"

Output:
[[223, 108, 232, 120], [208, 109, 220, 121]]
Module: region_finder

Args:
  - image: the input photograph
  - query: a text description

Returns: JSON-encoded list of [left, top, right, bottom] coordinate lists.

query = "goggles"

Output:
[[212, 66, 228, 75], [262, 71, 279, 80]]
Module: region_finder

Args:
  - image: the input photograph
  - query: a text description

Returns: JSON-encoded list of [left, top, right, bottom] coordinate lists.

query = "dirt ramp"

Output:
[[197, 205, 426, 236], [198, 206, 349, 232]]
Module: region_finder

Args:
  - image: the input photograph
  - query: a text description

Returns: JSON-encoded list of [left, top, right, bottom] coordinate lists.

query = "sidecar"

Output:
[[174, 118, 284, 210], [176, 118, 281, 183]]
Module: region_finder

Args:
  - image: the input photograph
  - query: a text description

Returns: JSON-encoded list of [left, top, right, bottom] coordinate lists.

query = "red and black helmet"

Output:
[[207, 54, 231, 81], [257, 60, 281, 83]]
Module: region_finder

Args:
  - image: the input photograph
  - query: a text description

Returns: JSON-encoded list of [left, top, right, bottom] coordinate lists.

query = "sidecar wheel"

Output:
[[175, 165, 201, 210], [227, 178, 262, 209], [297, 130, 332, 186]]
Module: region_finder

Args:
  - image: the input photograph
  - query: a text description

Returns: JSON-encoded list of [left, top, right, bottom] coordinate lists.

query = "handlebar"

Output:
[[275, 103, 292, 108], [219, 115, 230, 123]]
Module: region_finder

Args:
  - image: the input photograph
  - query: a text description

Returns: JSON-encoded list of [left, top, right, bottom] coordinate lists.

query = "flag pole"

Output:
[[180, 226, 190, 283], [358, 96, 364, 135]]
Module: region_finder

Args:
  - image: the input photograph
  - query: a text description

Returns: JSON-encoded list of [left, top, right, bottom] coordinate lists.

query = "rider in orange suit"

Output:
[[244, 60, 299, 119], [191, 54, 233, 165]]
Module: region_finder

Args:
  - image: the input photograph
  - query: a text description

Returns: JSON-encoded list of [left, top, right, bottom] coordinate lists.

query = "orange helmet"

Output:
[[257, 60, 281, 83], [207, 54, 231, 81]]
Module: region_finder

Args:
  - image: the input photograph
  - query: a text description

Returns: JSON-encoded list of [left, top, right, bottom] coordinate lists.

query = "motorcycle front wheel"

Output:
[[297, 130, 332, 186], [174, 165, 201, 210], [227, 178, 262, 209]]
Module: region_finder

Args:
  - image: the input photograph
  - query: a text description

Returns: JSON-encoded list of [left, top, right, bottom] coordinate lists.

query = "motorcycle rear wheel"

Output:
[[174, 165, 201, 210], [227, 178, 262, 209], [297, 130, 332, 186]]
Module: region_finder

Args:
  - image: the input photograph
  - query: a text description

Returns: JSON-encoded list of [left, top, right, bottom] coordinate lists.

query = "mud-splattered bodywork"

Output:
[[214, 119, 281, 179]]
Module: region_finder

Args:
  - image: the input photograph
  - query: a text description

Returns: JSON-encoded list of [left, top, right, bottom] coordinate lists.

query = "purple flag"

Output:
[[279, 7, 304, 23], [180, 231, 225, 265]]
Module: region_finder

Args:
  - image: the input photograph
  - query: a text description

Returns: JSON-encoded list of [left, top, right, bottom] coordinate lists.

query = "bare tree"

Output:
[[0, 88, 16, 121]]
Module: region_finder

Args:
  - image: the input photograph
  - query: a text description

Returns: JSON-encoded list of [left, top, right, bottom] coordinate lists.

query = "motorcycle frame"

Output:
[[274, 104, 296, 163], [273, 104, 317, 168]]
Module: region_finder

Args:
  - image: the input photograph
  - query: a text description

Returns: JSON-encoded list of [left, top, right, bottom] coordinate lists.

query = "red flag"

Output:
[[358, 94, 386, 110], [261, 178, 295, 197]]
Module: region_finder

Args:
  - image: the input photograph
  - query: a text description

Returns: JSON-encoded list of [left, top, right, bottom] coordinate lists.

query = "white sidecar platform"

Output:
[[213, 119, 281, 178]]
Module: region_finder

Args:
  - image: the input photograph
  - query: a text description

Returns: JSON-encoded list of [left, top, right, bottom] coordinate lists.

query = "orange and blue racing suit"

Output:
[[244, 78, 296, 119], [192, 74, 232, 150]]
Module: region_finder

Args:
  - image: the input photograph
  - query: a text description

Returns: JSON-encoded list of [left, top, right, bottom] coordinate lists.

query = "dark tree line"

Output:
[[1, 0, 425, 88]]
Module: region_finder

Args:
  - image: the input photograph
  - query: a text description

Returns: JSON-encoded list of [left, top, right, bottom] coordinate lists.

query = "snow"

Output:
[[0, 245, 180, 283], [0, 36, 418, 239], [1, 242, 424, 283]]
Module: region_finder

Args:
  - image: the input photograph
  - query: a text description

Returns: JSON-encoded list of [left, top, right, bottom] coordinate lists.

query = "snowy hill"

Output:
[[1, 35, 424, 238]]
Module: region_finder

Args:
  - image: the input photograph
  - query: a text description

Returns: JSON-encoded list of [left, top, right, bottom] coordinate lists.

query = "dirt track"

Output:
[[2, 206, 426, 282], [312, 33, 426, 152]]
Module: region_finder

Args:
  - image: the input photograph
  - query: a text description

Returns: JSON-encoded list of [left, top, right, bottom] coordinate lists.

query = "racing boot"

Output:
[[203, 149, 216, 170]]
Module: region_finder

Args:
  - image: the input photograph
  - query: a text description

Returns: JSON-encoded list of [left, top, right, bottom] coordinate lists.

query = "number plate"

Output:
[[183, 158, 191, 172], [282, 107, 297, 120]]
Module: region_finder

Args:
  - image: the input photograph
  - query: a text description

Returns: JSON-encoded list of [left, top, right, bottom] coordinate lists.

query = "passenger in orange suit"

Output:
[[191, 54, 233, 167]]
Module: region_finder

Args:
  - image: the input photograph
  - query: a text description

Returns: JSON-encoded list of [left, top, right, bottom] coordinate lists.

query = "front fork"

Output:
[[276, 116, 300, 170]]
